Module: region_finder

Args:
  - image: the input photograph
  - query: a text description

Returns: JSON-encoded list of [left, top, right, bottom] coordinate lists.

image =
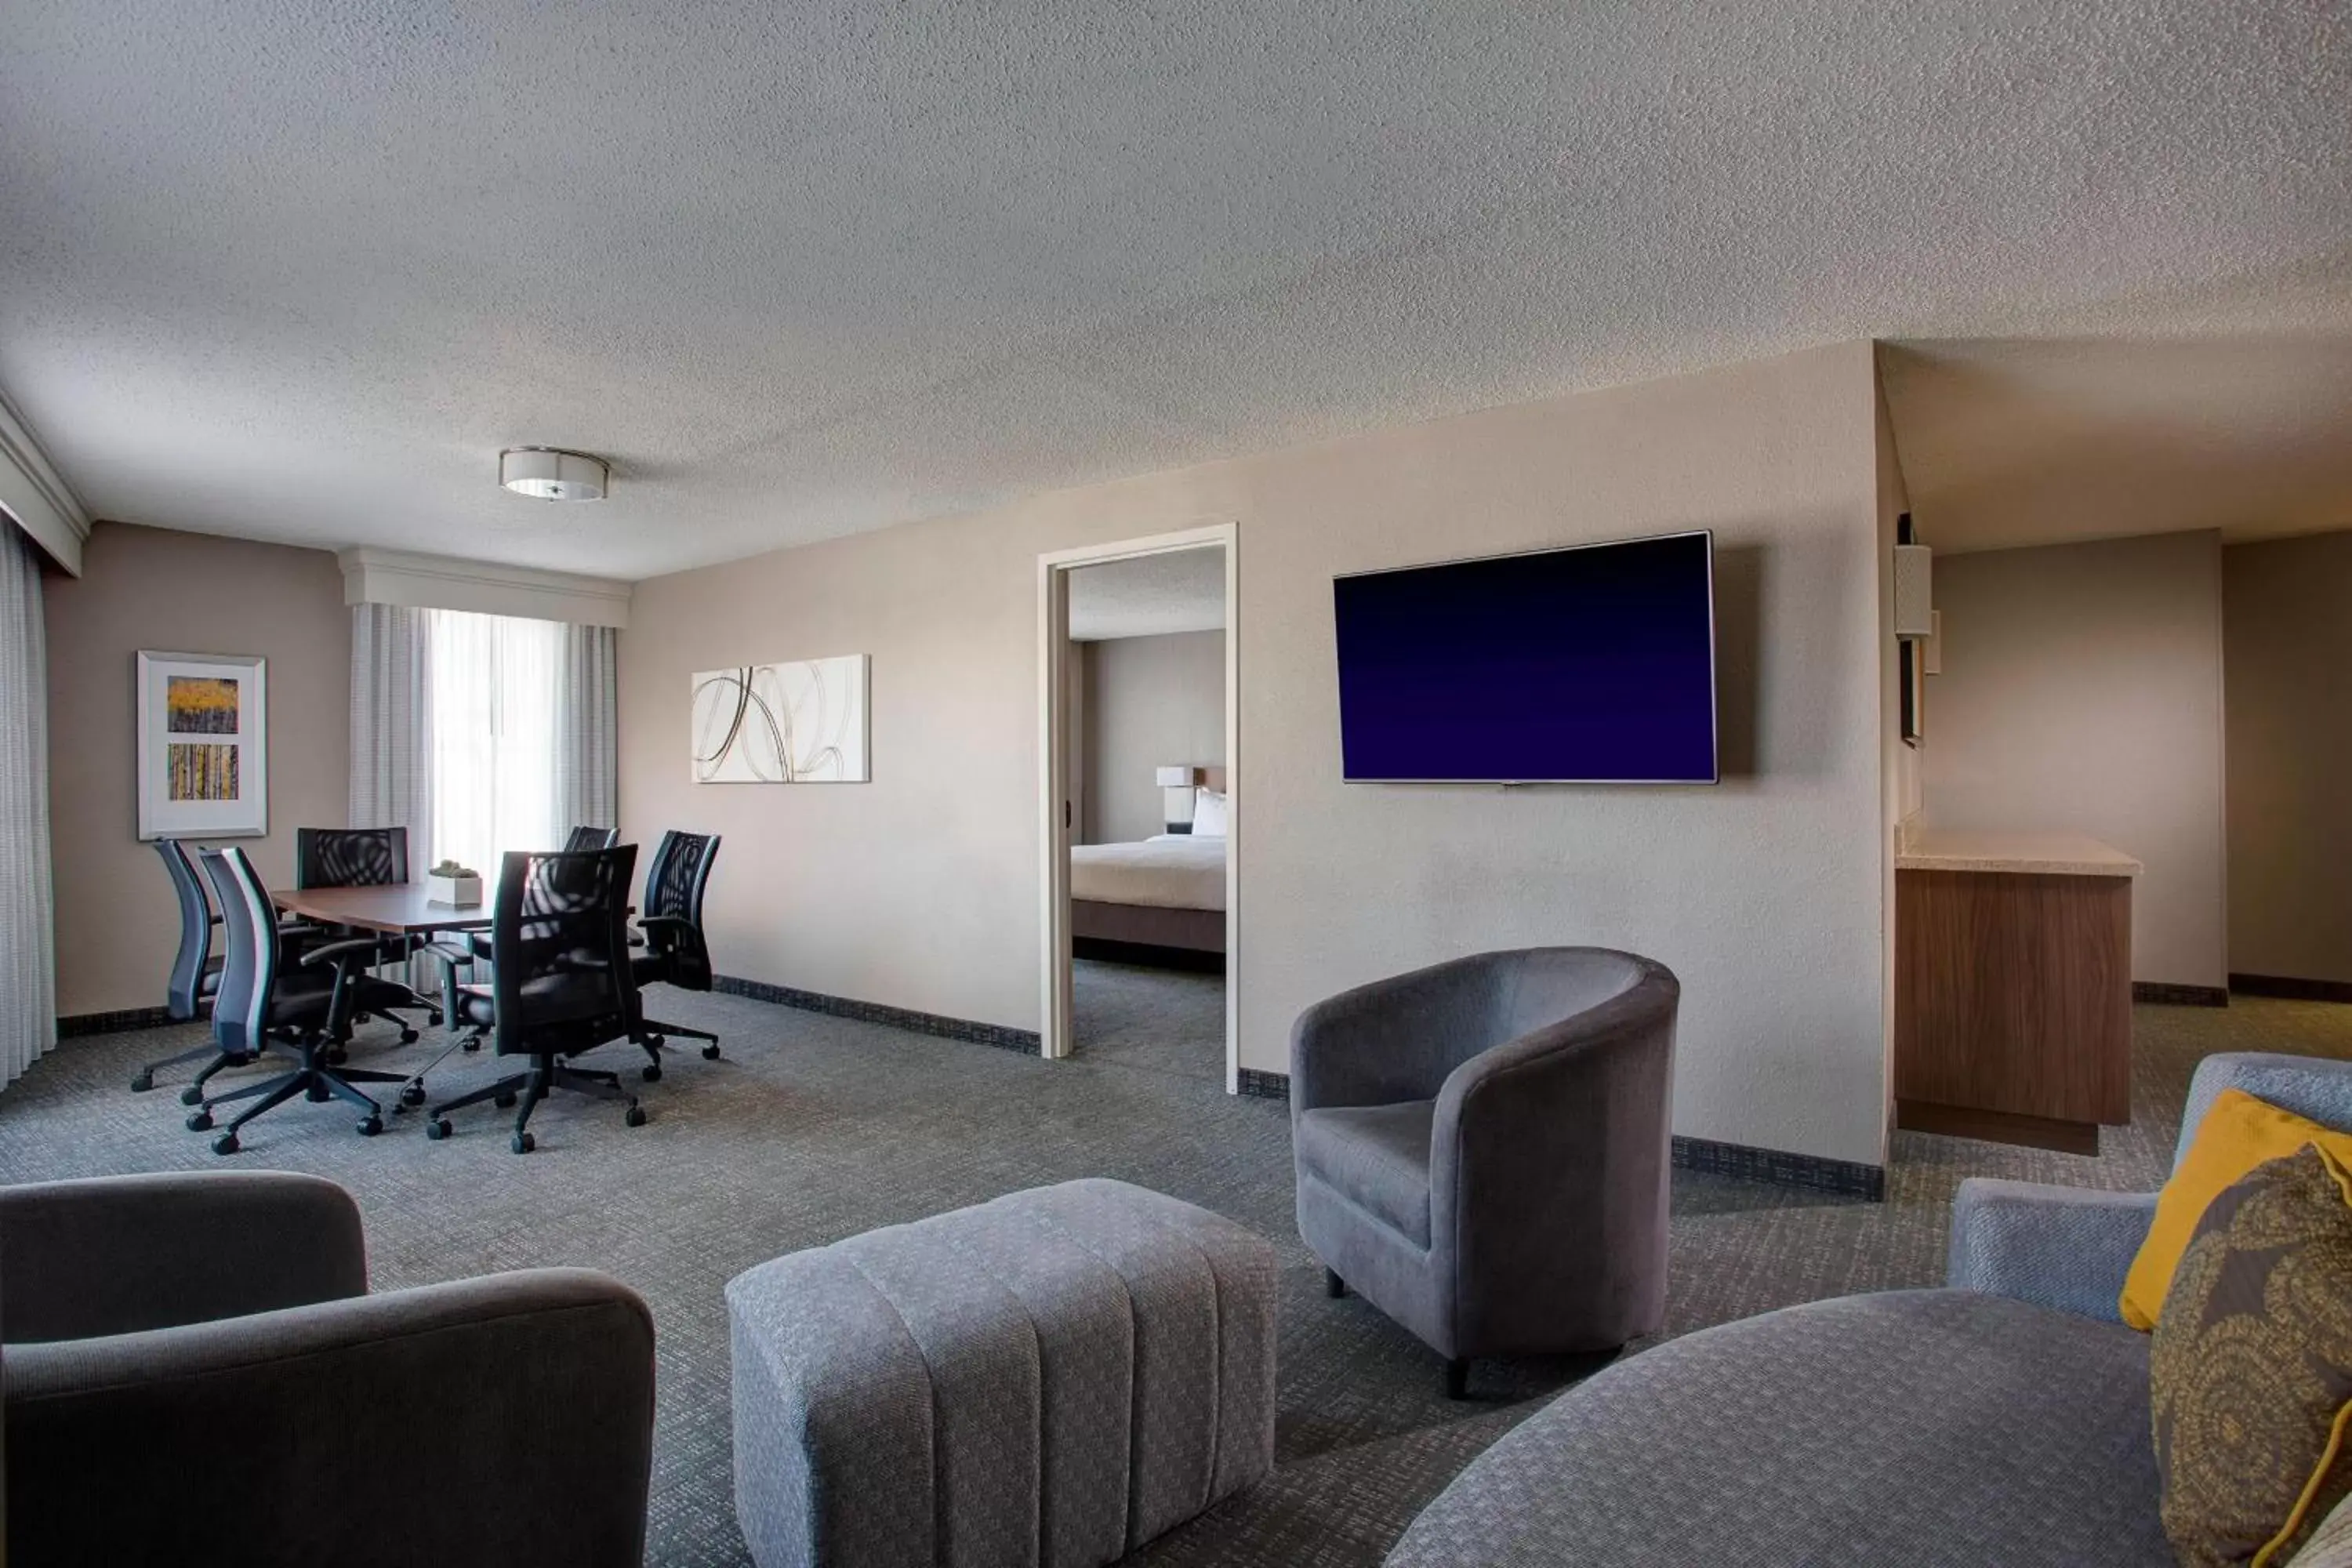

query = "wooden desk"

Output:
[[270, 883, 489, 935], [1893, 831, 2140, 1154]]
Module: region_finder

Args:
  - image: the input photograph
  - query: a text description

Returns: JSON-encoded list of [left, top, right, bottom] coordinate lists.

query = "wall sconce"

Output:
[[1156, 766, 1197, 833]]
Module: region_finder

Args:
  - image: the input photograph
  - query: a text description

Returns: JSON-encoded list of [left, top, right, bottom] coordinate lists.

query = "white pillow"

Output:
[[1192, 786, 1229, 837]]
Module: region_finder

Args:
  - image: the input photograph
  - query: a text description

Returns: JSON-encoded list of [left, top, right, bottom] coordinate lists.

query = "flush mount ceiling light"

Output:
[[499, 446, 609, 502]]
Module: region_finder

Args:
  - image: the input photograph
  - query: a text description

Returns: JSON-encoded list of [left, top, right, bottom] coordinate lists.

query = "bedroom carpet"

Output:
[[6, 987, 2347, 1565]]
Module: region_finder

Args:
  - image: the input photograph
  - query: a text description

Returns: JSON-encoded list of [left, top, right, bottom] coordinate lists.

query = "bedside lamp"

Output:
[[1156, 766, 1196, 834]]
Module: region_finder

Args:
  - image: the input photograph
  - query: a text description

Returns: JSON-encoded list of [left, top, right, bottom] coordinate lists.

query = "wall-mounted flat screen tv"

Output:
[[1334, 530, 1718, 784]]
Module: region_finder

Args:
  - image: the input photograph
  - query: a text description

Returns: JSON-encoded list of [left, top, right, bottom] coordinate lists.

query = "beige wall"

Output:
[[621, 339, 1893, 1165], [45, 522, 350, 1015], [1081, 630, 1225, 844], [2224, 531, 2352, 985], [1922, 530, 2228, 990]]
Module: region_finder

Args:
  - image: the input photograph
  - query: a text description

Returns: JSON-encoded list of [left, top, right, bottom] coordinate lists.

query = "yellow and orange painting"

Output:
[[165, 675, 240, 735]]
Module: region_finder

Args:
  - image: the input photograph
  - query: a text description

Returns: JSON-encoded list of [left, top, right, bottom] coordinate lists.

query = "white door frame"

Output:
[[1037, 522, 1239, 1088]]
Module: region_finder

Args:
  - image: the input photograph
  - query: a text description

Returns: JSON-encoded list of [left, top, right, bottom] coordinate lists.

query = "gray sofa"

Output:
[[1, 1170, 658, 1567], [1290, 948, 1679, 1395], [1388, 1051, 2352, 1566]]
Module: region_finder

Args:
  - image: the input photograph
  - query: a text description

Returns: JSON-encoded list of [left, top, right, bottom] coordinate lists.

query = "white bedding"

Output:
[[1069, 835, 1226, 911]]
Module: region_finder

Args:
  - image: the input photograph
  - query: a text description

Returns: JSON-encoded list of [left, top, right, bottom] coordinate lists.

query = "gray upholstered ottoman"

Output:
[[726, 1178, 1277, 1568]]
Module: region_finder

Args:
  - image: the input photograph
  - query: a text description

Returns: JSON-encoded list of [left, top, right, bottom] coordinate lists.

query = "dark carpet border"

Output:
[[1222, 1070, 1886, 1200], [1673, 1134, 1885, 1200], [1236, 1069, 1290, 1102], [2230, 973, 2352, 1005], [2133, 982, 2229, 1007], [713, 975, 1042, 1054], [56, 1006, 175, 1038]]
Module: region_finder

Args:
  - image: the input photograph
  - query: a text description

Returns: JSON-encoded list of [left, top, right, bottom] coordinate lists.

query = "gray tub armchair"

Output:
[[1, 1170, 656, 1566], [1290, 947, 1679, 1396]]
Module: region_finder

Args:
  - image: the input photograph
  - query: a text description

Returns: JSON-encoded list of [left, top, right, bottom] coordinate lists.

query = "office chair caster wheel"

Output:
[[701, 1044, 721, 1061], [179, 1084, 204, 1105], [641, 1063, 662, 1083], [185, 1109, 213, 1132], [400, 1083, 426, 1108], [131, 1071, 154, 1093], [307, 1083, 332, 1102], [211, 1133, 240, 1156], [625, 1105, 648, 1128], [326, 1047, 349, 1065], [399, 1028, 419, 1044], [462, 1039, 481, 1052], [510, 1131, 535, 1155], [425, 1118, 452, 1141], [494, 1091, 517, 1109], [356, 1115, 382, 1137]]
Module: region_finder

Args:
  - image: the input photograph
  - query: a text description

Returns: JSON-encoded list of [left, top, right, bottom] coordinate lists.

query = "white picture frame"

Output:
[[136, 650, 268, 839], [690, 655, 870, 783]]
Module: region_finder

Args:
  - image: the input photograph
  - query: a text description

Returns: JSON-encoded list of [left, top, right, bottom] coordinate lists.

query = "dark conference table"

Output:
[[269, 883, 490, 936]]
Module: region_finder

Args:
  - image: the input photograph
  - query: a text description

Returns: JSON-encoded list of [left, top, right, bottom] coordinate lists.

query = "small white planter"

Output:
[[426, 871, 483, 908]]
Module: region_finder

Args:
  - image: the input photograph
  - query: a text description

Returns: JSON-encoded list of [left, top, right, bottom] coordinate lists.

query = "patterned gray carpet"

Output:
[[6, 979, 2348, 1566]]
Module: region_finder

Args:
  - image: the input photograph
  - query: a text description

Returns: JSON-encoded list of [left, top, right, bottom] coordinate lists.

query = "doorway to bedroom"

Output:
[[1037, 528, 1236, 1088]]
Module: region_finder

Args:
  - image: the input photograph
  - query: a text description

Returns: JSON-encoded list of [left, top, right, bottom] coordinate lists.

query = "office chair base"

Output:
[[135, 1041, 258, 1100], [194, 1039, 409, 1152], [637, 1018, 722, 1073], [425, 1056, 647, 1149]]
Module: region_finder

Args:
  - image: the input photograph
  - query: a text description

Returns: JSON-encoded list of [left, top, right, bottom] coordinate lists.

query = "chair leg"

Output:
[[220, 1075, 310, 1138], [639, 1015, 720, 1063], [426, 1069, 532, 1120], [199, 1069, 303, 1111], [1325, 1268, 1346, 1299], [1445, 1358, 1471, 1401], [130, 1040, 220, 1093]]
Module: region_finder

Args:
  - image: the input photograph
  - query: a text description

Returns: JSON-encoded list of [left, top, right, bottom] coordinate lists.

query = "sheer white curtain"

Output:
[[350, 603, 434, 868], [0, 521, 56, 1087], [428, 608, 563, 878], [556, 622, 619, 835]]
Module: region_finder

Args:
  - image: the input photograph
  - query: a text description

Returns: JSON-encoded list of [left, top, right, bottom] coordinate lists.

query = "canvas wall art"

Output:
[[138, 650, 267, 837], [691, 655, 869, 782]]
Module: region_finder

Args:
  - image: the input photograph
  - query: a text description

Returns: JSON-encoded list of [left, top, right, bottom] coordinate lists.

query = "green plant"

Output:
[[430, 858, 479, 878]]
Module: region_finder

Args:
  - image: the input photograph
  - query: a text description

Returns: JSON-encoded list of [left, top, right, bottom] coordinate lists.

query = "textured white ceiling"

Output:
[[2, 1, 2347, 579], [1068, 548, 1225, 641], [1882, 332, 2352, 554]]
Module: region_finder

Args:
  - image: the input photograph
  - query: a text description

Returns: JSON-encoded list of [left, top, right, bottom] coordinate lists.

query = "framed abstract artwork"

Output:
[[136, 650, 268, 838], [691, 655, 869, 782]]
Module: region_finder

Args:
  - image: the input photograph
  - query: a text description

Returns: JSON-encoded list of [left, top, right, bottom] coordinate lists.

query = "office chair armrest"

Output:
[[4, 1269, 656, 1567], [299, 936, 395, 970], [0, 1171, 366, 1342]]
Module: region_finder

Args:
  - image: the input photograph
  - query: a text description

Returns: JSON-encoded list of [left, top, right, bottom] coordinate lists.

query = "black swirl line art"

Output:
[[692, 662, 858, 782]]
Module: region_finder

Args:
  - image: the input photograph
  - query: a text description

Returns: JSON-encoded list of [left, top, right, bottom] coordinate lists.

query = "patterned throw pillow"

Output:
[[2151, 1145, 2352, 1567]]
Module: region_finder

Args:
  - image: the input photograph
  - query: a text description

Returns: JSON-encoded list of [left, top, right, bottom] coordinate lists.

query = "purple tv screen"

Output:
[[1334, 531, 1718, 783]]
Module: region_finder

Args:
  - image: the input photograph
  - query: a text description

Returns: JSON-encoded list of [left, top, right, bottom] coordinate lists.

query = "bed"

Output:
[[1069, 776, 1229, 955]]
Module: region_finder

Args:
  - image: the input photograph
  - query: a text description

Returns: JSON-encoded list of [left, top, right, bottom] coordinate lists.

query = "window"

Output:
[[428, 609, 563, 877]]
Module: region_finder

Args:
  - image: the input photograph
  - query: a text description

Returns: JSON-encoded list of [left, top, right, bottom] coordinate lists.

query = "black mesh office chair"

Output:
[[564, 825, 619, 851], [423, 845, 648, 1154], [630, 831, 721, 1080], [186, 848, 421, 1155], [293, 825, 437, 1041]]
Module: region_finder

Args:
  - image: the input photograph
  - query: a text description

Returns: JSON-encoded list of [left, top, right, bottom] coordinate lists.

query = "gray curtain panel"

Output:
[[0, 521, 56, 1087], [557, 622, 618, 835], [349, 602, 434, 870]]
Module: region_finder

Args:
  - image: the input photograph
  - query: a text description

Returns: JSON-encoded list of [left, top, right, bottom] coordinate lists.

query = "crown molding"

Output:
[[338, 546, 632, 628], [0, 388, 93, 575]]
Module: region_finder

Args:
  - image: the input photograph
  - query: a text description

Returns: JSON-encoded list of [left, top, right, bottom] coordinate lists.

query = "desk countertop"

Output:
[[1895, 829, 2143, 878]]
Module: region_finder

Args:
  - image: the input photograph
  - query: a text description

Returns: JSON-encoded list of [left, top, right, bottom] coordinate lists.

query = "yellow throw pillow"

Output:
[[2122, 1088, 2352, 1331]]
